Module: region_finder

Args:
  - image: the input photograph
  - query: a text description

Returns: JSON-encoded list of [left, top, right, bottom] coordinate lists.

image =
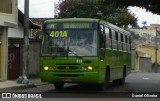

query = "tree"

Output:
[[57, 0, 138, 28], [142, 21, 147, 27], [58, 0, 99, 18], [93, 0, 160, 15]]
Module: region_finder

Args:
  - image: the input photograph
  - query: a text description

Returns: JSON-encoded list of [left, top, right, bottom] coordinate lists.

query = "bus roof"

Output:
[[44, 18, 130, 35], [100, 21, 131, 35], [44, 18, 100, 23]]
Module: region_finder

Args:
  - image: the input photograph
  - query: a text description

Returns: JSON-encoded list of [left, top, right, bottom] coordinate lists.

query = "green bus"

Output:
[[40, 18, 131, 90]]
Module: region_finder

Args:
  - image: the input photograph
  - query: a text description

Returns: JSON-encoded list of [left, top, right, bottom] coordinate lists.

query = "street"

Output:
[[2, 72, 160, 101], [14, 72, 160, 92]]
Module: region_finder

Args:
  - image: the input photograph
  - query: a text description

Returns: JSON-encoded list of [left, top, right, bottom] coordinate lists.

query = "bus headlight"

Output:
[[88, 66, 93, 70], [44, 66, 49, 70], [44, 66, 54, 71], [82, 66, 93, 70]]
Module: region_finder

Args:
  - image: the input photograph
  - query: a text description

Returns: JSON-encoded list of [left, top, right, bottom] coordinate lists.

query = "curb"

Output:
[[0, 84, 36, 92], [34, 82, 49, 86]]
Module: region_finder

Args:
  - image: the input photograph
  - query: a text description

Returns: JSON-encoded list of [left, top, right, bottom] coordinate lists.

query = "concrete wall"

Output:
[[133, 45, 160, 73], [28, 42, 41, 77], [19, 41, 41, 77], [129, 29, 156, 37], [136, 45, 160, 64]]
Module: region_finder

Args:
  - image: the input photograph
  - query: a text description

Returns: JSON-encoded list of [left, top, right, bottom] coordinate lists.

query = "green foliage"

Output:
[[57, 0, 138, 28], [152, 62, 160, 68], [58, 0, 99, 18]]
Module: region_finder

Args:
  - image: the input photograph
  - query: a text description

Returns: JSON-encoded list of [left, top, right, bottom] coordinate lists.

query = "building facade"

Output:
[[8, 10, 40, 80], [0, 0, 18, 81], [132, 45, 160, 72], [146, 24, 160, 32]]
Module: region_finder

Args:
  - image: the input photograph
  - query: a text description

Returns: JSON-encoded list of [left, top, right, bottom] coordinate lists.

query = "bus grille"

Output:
[[57, 66, 78, 70], [53, 74, 83, 77]]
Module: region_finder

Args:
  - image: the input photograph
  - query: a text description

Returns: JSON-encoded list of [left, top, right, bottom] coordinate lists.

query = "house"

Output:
[[8, 10, 41, 80], [132, 44, 160, 72], [0, 0, 18, 81], [146, 24, 160, 31], [30, 18, 53, 39]]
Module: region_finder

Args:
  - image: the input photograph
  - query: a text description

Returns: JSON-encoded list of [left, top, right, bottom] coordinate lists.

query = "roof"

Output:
[[30, 18, 53, 39], [18, 10, 40, 29], [30, 18, 53, 26]]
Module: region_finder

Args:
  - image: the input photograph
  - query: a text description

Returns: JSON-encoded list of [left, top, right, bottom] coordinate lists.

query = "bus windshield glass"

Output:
[[42, 22, 97, 57]]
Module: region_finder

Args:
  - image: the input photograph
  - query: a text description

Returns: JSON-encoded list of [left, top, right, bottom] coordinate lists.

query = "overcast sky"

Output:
[[18, 0, 160, 27]]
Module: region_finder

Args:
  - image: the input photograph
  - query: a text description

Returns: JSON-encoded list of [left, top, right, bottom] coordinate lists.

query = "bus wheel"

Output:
[[97, 68, 110, 91], [53, 83, 64, 90]]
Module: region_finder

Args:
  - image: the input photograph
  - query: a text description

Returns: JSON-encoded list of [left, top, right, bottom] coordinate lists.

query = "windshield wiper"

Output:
[[67, 50, 83, 59]]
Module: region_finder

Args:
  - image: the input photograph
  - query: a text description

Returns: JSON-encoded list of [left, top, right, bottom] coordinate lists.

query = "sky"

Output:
[[18, 0, 160, 27]]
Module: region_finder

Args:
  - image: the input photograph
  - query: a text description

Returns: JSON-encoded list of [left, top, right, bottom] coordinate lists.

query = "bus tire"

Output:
[[98, 67, 110, 91], [53, 82, 64, 90]]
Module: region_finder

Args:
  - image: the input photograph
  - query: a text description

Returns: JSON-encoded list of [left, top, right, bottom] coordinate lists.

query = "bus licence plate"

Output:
[[63, 79, 72, 82]]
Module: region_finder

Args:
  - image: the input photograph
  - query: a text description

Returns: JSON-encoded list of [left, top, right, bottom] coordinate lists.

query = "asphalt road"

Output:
[[7, 73, 160, 100], [15, 72, 160, 92]]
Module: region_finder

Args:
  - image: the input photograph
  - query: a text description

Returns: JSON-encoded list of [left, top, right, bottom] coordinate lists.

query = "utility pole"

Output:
[[155, 28, 158, 73], [17, 0, 29, 84]]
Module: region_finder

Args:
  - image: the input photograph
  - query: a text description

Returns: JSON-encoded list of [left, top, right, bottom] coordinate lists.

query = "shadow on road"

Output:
[[47, 81, 131, 93], [43, 82, 134, 98]]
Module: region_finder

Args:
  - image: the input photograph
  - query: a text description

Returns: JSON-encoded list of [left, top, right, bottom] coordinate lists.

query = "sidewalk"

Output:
[[0, 78, 48, 92]]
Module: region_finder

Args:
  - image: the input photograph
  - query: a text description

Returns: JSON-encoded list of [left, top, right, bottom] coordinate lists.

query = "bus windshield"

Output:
[[41, 29, 97, 56]]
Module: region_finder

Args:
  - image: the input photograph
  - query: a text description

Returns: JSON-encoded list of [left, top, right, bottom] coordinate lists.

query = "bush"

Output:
[[152, 62, 160, 68]]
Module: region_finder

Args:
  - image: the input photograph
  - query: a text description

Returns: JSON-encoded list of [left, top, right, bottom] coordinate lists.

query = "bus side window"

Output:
[[129, 36, 131, 51], [120, 34, 124, 50], [118, 33, 121, 50], [125, 35, 128, 51], [123, 34, 126, 51], [105, 27, 111, 48], [112, 30, 117, 50], [109, 29, 112, 49], [115, 32, 118, 50]]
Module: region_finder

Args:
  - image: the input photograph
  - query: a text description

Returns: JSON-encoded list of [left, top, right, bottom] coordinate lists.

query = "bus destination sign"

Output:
[[46, 23, 93, 29]]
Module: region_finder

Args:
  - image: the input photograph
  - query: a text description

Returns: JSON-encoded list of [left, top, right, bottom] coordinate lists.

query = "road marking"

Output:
[[142, 77, 150, 80]]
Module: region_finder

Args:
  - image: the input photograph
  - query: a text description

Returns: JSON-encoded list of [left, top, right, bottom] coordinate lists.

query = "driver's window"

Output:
[[100, 24, 105, 48]]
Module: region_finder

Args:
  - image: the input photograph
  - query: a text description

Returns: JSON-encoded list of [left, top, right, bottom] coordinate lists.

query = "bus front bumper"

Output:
[[40, 71, 102, 84]]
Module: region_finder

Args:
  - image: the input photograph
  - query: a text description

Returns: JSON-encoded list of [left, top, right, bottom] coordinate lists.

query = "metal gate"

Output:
[[8, 46, 20, 80], [139, 57, 152, 72]]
